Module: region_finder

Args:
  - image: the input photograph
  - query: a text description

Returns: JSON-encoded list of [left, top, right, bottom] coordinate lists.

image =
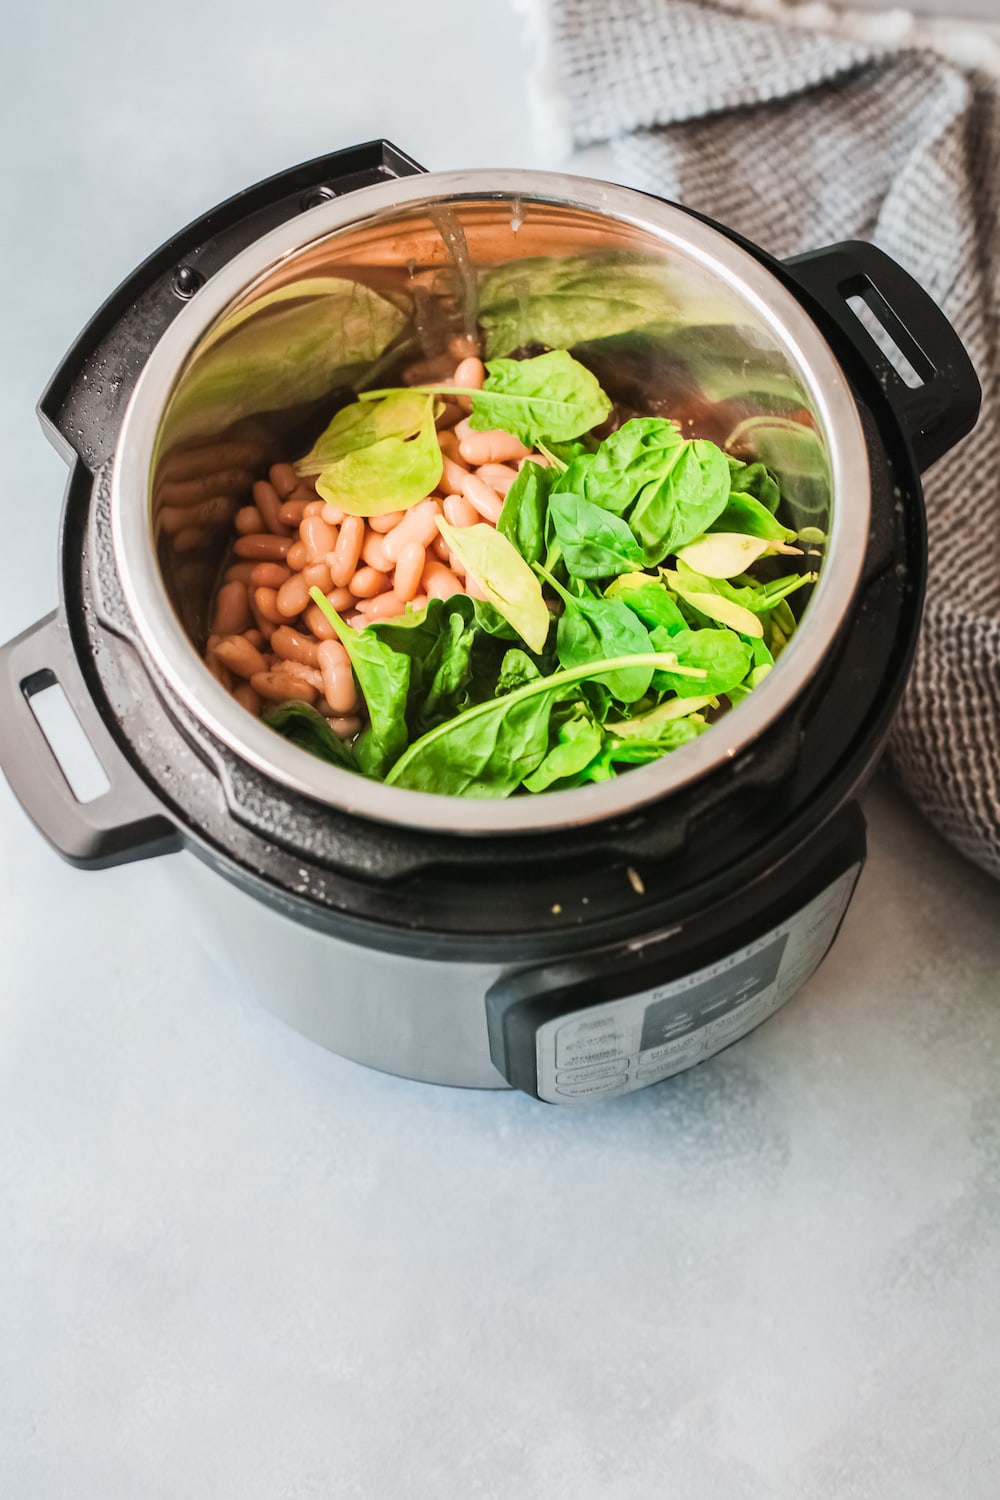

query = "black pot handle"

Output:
[[0, 611, 180, 869], [783, 240, 981, 473]]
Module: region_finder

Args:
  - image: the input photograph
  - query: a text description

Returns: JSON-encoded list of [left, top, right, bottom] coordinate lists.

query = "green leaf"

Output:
[[629, 437, 732, 564], [578, 417, 685, 517], [547, 492, 644, 579], [604, 573, 688, 633], [468, 350, 612, 446], [675, 532, 788, 578], [612, 695, 716, 739], [604, 714, 709, 764], [308, 588, 410, 776], [726, 458, 781, 515], [710, 492, 795, 541], [497, 460, 554, 567], [539, 566, 658, 703], [263, 700, 358, 769], [496, 649, 542, 695], [315, 396, 442, 517], [296, 390, 432, 476], [420, 608, 478, 730], [162, 279, 408, 447], [438, 520, 551, 654], [523, 712, 603, 792], [648, 627, 752, 697], [385, 652, 692, 795]]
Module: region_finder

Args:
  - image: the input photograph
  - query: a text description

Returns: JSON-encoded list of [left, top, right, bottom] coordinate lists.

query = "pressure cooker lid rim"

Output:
[[110, 168, 871, 836]]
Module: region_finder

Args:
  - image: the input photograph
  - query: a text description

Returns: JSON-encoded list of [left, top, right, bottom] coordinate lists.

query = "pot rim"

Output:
[[111, 168, 871, 836]]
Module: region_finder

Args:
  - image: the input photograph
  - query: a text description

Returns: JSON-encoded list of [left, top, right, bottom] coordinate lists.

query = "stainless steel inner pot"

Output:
[[111, 170, 871, 834]]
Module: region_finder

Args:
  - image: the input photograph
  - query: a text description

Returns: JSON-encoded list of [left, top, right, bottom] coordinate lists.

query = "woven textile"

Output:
[[532, 0, 1000, 877]]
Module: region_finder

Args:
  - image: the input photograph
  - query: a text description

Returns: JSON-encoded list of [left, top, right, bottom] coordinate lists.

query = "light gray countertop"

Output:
[[2, 4, 999, 1496]]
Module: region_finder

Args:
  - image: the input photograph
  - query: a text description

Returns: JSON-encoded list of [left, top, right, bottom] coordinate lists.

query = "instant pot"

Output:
[[0, 141, 980, 1102]]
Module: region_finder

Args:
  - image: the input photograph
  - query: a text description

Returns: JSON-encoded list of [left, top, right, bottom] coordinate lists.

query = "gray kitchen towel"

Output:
[[530, 0, 1000, 879]]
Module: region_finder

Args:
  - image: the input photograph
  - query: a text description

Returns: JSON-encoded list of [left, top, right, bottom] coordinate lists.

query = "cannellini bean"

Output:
[[302, 560, 332, 593], [438, 431, 468, 467], [317, 639, 358, 714], [214, 635, 269, 679], [303, 602, 338, 640], [441, 454, 471, 493], [211, 580, 251, 636], [232, 682, 263, 716], [409, 595, 429, 611], [250, 671, 318, 705], [249, 562, 291, 589], [276, 574, 311, 618], [349, 566, 391, 599], [361, 529, 393, 572], [252, 479, 291, 535], [301, 514, 338, 561], [463, 573, 488, 601], [368, 509, 405, 533], [224, 561, 257, 584], [326, 586, 353, 613], [459, 428, 532, 465], [432, 535, 453, 564], [344, 612, 367, 629], [234, 505, 265, 535], [249, 597, 275, 643], [443, 494, 478, 529], [321, 503, 346, 526], [253, 587, 285, 625], [279, 661, 325, 690], [475, 463, 518, 496], [393, 541, 425, 602], [205, 654, 234, 689], [244, 629, 265, 649], [271, 626, 320, 667], [234, 534, 292, 561], [519, 453, 548, 470], [453, 417, 473, 440], [279, 498, 308, 527], [303, 499, 326, 517], [459, 472, 504, 524], [268, 462, 299, 499], [358, 592, 406, 620], [422, 561, 463, 600], [330, 515, 365, 587], [382, 500, 441, 562], [286, 541, 308, 571], [453, 356, 485, 391], [330, 714, 362, 736]]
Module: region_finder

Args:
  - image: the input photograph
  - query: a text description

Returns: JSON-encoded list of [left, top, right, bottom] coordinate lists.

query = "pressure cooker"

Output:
[[0, 141, 980, 1102]]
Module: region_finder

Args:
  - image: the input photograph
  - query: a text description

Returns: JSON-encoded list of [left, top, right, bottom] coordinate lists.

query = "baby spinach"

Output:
[[648, 627, 752, 697], [296, 389, 431, 476], [538, 567, 657, 704], [437, 520, 551, 654], [467, 350, 612, 445], [726, 457, 781, 514], [308, 588, 410, 776], [496, 649, 542, 695], [497, 459, 554, 567], [263, 700, 358, 769], [523, 711, 603, 793], [578, 417, 685, 516], [675, 532, 796, 578], [385, 652, 689, 796], [547, 492, 644, 579], [710, 491, 796, 542], [315, 395, 442, 517], [629, 437, 731, 563], [605, 573, 687, 633]]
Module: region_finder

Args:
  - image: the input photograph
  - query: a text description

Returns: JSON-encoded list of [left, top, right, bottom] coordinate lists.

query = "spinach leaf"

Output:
[[603, 714, 709, 764], [263, 700, 358, 769], [547, 492, 644, 579], [675, 531, 796, 578], [710, 492, 795, 541], [523, 711, 603, 793], [578, 417, 685, 516], [663, 563, 817, 639], [472, 600, 520, 641], [438, 520, 551, 654], [296, 390, 431, 476], [629, 437, 731, 564], [538, 566, 657, 704], [420, 607, 477, 730], [648, 626, 751, 697], [726, 457, 781, 514], [612, 695, 716, 739], [468, 350, 612, 446], [497, 460, 554, 567], [384, 652, 689, 795], [316, 395, 442, 517], [308, 588, 410, 776], [605, 572, 688, 633], [496, 649, 541, 695]]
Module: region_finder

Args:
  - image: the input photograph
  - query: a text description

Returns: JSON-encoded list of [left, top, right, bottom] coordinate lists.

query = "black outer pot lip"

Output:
[[109, 168, 872, 838]]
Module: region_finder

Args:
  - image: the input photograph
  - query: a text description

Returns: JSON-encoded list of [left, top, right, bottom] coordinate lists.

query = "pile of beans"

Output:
[[203, 356, 545, 738]]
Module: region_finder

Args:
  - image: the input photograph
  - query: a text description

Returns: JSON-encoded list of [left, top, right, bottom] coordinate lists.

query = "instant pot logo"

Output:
[[639, 936, 789, 1051]]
